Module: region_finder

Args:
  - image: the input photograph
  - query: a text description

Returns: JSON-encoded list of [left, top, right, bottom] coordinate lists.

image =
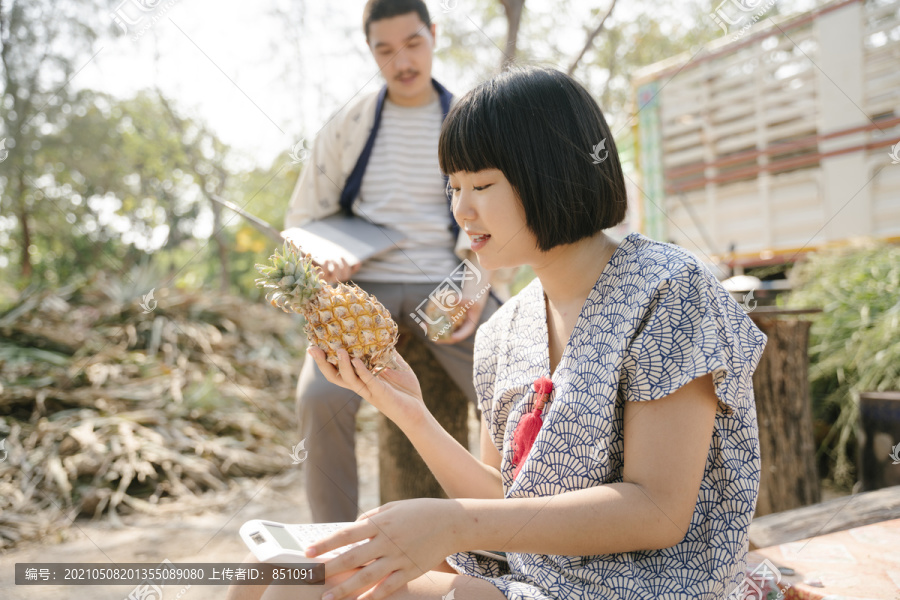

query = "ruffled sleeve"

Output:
[[620, 262, 766, 416]]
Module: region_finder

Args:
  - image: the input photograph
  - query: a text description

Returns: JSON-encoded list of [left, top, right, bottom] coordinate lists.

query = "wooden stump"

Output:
[[750, 311, 821, 517], [378, 325, 469, 503], [858, 391, 900, 492]]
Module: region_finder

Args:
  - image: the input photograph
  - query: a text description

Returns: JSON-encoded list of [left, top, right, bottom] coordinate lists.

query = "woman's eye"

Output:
[[447, 184, 490, 193]]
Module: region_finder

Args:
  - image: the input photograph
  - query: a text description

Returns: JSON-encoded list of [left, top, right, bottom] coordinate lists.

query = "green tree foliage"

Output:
[[0, 87, 235, 291], [36, 90, 198, 280], [0, 0, 108, 281], [782, 242, 900, 487], [0, 76, 308, 301]]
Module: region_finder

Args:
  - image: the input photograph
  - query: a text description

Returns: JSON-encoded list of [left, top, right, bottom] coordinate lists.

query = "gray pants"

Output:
[[295, 280, 501, 522]]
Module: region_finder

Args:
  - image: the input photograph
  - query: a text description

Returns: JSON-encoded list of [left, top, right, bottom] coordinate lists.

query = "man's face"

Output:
[[367, 13, 436, 105]]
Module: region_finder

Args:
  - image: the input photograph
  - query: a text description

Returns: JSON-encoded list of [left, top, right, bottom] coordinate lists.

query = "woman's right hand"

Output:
[[306, 347, 428, 430]]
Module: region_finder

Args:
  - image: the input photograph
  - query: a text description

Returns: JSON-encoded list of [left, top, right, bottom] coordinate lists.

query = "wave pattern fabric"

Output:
[[446, 233, 767, 600]]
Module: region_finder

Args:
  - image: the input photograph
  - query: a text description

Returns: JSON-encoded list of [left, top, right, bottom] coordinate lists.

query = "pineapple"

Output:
[[255, 242, 399, 371]]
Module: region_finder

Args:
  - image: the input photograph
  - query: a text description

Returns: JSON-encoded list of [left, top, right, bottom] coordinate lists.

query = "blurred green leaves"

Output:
[[0, 83, 302, 300], [782, 241, 900, 486]]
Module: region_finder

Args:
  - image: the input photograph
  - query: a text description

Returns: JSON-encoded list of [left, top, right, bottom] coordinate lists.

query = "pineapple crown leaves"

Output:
[[254, 242, 324, 309]]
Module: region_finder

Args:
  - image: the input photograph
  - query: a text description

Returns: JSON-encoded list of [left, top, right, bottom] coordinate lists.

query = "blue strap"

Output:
[[338, 78, 458, 239]]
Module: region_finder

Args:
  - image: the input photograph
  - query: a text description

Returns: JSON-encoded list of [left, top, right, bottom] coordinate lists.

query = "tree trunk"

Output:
[[858, 392, 900, 492], [16, 172, 32, 280], [750, 314, 821, 517], [499, 0, 526, 71], [209, 199, 231, 294], [378, 325, 469, 502]]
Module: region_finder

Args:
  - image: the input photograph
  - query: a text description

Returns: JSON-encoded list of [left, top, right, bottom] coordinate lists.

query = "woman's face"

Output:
[[449, 168, 538, 270]]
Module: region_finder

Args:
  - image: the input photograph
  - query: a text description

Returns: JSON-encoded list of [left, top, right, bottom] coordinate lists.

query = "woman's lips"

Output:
[[470, 234, 491, 251]]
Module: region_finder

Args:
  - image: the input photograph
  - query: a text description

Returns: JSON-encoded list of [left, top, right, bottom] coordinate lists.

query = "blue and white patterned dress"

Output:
[[446, 232, 767, 600]]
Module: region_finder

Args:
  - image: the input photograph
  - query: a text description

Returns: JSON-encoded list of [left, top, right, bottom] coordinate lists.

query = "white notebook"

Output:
[[281, 214, 407, 266]]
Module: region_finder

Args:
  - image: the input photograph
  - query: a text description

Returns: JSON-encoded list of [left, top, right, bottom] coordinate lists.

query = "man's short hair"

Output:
[[363, 0, 432, 40], [438, 66, 628, 252]]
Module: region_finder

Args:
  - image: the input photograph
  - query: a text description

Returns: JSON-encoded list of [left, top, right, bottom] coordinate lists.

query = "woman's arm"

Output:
[[309, 373, 721, 600], [400, 409, 504, 499], [306, 347, 503, 499], [452, 373, 720, 555]]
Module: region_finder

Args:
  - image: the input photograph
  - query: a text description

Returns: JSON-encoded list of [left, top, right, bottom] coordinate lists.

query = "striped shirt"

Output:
[[352, 96, 459, 283]]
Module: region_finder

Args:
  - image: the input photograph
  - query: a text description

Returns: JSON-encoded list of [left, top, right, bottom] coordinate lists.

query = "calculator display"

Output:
[[264, 523, 304, 551]]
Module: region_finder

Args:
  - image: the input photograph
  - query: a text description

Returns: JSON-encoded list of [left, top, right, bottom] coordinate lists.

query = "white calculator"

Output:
[[240, 520, 366, 564], [240, 519, 509, 565]]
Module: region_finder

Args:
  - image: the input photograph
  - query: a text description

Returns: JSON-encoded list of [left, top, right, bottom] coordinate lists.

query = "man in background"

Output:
[[285, 0, 510, 523]]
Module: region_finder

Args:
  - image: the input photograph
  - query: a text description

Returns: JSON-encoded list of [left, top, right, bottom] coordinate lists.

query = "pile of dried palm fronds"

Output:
[[0, 271, 307, 549]]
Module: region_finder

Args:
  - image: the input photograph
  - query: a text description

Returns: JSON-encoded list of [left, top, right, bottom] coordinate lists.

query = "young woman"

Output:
[[236, 66, 767, 600]]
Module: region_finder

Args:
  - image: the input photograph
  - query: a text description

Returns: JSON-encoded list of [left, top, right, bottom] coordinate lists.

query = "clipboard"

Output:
[[281, 214, 407, 266], [208, 195, 404, 266]]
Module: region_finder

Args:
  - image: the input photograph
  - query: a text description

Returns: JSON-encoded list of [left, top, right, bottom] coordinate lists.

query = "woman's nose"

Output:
[[452, 189, 476, 226]]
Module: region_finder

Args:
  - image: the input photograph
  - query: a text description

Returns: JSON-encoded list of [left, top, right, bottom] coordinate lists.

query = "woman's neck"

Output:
[[532, 232, 618, 309]]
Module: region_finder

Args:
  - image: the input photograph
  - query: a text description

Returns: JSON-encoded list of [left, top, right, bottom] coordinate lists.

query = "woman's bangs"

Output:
[[439, 94, 500, 176]]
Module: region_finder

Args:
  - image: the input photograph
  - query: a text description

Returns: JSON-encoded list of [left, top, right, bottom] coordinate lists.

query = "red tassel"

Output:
[[511, 376, 554, 479]]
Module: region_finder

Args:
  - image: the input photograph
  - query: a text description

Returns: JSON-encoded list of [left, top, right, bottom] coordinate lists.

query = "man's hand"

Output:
[[431, 253, 492, 345], [432, 291, 489, 345], [320, 257, 361, 284]]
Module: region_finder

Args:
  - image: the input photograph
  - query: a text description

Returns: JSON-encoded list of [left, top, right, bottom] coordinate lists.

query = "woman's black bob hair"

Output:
[[439, 66, 627, 252]]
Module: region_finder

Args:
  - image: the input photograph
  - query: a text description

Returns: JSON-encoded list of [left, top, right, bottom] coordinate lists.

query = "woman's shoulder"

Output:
[[617, 233, 721, 289], [618, 234, 757, 329]]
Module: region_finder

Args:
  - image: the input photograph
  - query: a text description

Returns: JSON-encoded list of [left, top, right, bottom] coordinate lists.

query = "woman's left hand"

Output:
[[307, 498, 462, 600]]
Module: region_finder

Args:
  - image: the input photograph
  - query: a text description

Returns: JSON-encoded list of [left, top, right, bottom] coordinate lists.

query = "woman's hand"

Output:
[[306, 347, 427, 430], [307, 499, 462, 600]]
